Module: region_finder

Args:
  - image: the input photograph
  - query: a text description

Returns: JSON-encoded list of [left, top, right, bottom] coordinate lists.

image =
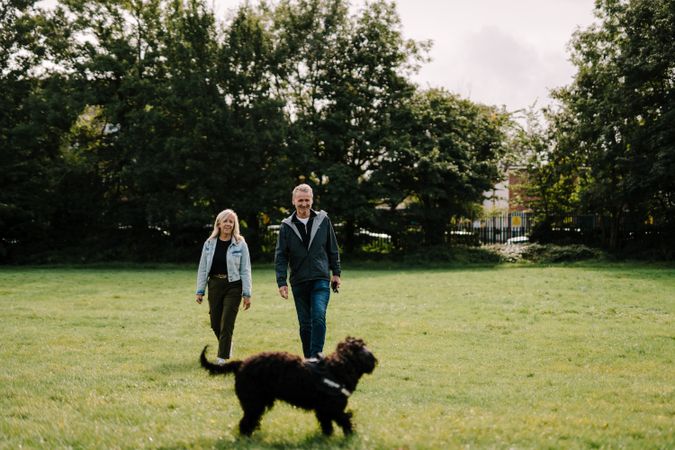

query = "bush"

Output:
[[484, 244, 529, 263], [401, 245, 502, 265], [520, 243, 605, 263]]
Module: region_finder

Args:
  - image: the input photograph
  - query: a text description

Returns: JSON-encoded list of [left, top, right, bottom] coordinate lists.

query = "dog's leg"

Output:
[[315, 410, 334, 436], [335, 410, 353, 436], [239, 403, 265, 436]]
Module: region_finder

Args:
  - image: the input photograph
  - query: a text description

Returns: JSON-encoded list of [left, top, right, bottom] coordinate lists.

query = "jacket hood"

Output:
[[282, 209, 328, 249], [282, 209, 327, 225]]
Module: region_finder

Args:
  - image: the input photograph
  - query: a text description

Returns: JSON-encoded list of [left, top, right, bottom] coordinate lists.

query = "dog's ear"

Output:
[[344, 336, 364, 347], [337, 337, 368, 357], [337, 336, 364, 354], [337, 337, 377, 374]]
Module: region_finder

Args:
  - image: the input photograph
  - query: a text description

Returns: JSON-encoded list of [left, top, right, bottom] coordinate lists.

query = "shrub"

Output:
[[401, 245, 502, 265], [520, 243, 604, 263]]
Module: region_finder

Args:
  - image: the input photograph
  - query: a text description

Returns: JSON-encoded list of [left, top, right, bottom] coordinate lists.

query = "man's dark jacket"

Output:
[[275, 210, 341, 287]]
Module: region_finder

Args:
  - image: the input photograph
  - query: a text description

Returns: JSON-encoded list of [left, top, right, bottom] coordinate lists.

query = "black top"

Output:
[[291, 210, 316, 249], [210, 238, 231, 276]]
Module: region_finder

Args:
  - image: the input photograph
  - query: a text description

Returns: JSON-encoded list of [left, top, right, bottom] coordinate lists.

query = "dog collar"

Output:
[[322, 378, 351, 397]]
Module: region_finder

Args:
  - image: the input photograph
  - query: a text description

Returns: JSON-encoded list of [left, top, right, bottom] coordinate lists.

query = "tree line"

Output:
[[1, 0, 509, 262], [524, 0, 674, 255], [1, 0, 673, 263]]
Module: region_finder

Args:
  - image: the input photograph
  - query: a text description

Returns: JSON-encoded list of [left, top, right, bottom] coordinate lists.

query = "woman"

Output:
[[196, 209, 252, 364]]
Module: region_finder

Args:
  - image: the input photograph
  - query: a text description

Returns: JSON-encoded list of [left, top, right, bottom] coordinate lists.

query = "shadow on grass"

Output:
[[160, 431, 358, 450]]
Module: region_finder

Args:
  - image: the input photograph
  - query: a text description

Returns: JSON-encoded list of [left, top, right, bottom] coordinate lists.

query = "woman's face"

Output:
[[219, 215, 235, 234]]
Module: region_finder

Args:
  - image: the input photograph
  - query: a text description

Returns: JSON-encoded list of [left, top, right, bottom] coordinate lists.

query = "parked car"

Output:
[[506, 236, 530, 244]]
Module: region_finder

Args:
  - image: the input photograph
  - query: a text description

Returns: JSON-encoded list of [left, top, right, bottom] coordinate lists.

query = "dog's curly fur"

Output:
[[200, 336, 377, 436]]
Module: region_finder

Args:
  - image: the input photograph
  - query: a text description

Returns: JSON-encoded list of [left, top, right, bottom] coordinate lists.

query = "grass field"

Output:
[[1, 263, 674, 449]]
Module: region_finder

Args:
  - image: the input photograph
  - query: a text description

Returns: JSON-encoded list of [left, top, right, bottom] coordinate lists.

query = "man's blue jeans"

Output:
[[291, 279, 330, 358]]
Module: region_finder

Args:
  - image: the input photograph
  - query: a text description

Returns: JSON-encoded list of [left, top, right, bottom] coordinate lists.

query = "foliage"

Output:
[[400, 244, 502, 265], [519, 243, 604, 263], [0, 0, 76, 259], [542, 0, 675, 250], [1, 0, 516, 263], [483, 242, 609, 264], [374, 89, 508, 246], [267, 0, 427, 252], [15, 0, 675, 262], [509, 108, 581, 221]]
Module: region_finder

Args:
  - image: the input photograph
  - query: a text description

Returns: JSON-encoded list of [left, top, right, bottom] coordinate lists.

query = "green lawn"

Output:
[[1, 264, 673, 449]]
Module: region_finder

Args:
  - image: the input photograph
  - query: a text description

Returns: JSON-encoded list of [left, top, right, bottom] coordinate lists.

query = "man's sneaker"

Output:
[[215, 357, 227, 365]]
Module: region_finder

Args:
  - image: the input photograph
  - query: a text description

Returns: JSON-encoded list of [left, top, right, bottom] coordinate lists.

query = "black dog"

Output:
[[200, 336, 377, 436]]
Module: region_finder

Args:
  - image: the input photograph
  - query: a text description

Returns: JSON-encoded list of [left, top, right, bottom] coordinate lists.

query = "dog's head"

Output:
[[336, 336, 378, 374]]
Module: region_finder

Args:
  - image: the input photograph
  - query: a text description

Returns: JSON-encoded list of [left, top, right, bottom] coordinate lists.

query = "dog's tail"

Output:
[[200, 346, 242, 376]]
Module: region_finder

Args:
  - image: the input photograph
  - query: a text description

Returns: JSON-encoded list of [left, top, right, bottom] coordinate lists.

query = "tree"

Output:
[[267, 0, 427, 252], [41, 0, 171, 242], [1, 0, 523, 261], [318, 0, 425, 252], [212, 3, 289, 257], [375, 89, 508, 246], [548, 0, 675, 250], [0, 0, 79, 260], [1, 0, 40, 259], [512, 107, 585, 243], [46, 0, 290, 258]]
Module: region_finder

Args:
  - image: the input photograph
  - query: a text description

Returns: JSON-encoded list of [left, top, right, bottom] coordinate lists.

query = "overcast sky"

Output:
[[213, 0, 598, 113]]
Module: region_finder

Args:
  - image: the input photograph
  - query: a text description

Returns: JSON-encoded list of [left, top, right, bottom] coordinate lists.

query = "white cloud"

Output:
[[416, 25, 574, 111], [392, 0, 597, 111]]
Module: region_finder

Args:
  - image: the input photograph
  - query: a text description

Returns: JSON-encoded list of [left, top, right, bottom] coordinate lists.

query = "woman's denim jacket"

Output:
[[196, 237, 252, 298]]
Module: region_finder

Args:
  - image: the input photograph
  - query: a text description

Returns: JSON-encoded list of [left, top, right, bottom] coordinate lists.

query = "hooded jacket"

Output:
[[274, 210, 341, 287]]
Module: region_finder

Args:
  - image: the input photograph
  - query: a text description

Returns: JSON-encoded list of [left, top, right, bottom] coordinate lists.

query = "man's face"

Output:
[[293, 192, 313, 215]]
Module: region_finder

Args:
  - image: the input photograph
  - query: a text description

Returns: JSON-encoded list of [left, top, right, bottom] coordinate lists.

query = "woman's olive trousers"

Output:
[[207, 277, 242, 359]]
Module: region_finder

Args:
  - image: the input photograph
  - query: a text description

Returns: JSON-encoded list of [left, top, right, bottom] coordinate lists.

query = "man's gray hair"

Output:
[[292, 183, 313, 198]]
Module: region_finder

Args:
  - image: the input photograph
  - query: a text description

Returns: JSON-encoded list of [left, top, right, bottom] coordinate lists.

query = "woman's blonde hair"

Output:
[[209, 209, 244, 243]]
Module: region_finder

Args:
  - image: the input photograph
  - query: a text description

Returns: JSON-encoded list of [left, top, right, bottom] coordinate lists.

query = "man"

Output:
[[275, 183, 341, 358]]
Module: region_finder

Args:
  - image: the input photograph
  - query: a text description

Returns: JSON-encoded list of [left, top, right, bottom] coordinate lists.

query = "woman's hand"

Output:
[[195, 294, 204, 304], [242, 297, 251, 310]]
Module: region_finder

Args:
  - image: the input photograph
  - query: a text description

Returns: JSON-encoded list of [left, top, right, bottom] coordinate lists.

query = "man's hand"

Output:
[[331, 275, 341, 292], [195, 294, 204, 304], [279, 286, 288, 299], [242, 297, 251, 310]]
